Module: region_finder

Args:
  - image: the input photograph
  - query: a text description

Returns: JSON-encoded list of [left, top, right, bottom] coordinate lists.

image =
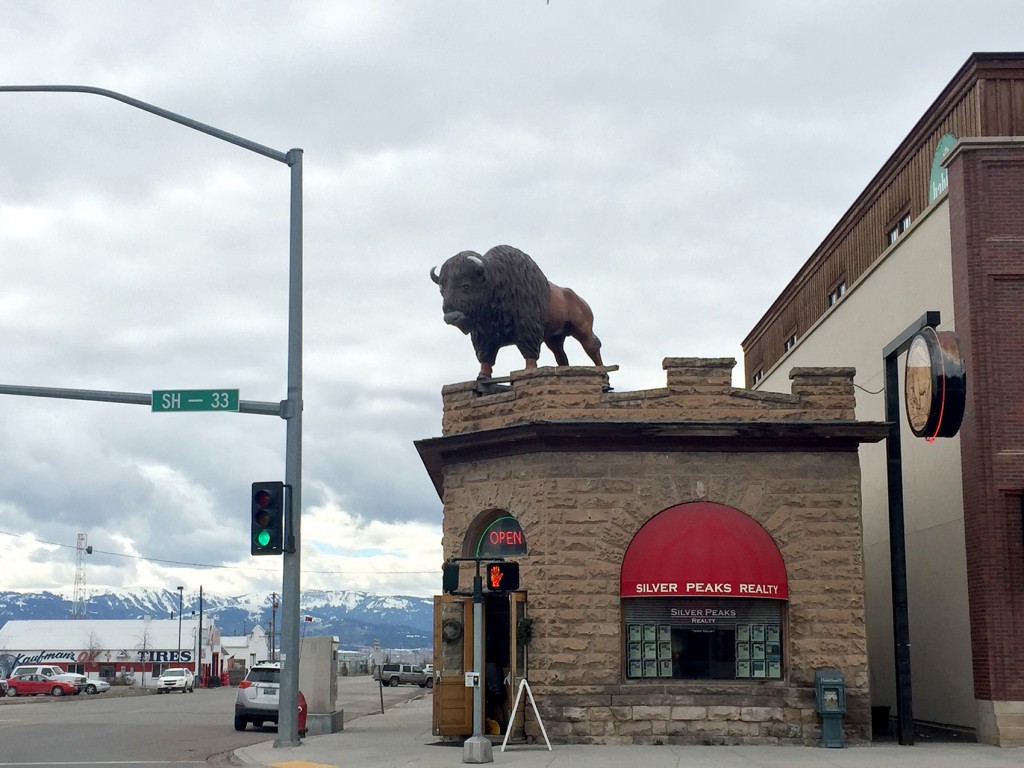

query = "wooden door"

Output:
[[507, 591, 528, 738], [432, 595, 473, 736]]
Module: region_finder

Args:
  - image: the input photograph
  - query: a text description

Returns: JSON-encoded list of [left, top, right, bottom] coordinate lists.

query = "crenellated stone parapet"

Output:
[[440, 359, 857, 436]]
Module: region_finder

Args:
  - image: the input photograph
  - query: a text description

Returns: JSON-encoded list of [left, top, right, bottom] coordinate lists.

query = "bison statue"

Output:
[[430, 244, 604, 379]]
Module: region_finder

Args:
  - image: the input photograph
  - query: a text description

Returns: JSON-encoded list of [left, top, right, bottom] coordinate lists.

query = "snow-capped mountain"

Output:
[[0, 587, 433, 650]]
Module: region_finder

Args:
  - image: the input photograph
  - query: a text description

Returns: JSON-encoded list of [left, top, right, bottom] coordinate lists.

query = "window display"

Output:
[[624, 599, 783, 681]]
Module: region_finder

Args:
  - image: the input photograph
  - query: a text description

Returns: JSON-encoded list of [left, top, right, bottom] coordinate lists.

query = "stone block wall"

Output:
[[426, 358, 881, 745]]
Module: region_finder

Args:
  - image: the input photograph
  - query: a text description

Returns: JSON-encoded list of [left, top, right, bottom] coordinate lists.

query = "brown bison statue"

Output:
[[430, 244, 604, 379]]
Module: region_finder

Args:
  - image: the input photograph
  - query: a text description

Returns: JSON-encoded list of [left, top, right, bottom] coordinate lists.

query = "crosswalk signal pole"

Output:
[[463, 560, 492, 764]]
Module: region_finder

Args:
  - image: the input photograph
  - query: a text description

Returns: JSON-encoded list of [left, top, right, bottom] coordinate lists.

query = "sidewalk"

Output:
[[234, 695, 1024, 768]]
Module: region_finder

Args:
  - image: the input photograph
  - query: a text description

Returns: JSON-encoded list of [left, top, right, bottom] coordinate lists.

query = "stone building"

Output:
[[417, 360, 886, 745]]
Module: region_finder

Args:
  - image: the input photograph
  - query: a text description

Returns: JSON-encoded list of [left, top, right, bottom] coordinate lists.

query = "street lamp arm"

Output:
[[2, 82, 304, 746], [0, 84, 292, 165]]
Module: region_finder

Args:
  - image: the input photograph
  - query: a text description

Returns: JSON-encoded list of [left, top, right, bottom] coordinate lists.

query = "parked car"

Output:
[[5, 673, 79, 697], [156, 668, 195, 694], [373, 662, 432, 688], [234, 661, 308, 735], [10, 664, 86, 693], [83, 678, 111, 695]]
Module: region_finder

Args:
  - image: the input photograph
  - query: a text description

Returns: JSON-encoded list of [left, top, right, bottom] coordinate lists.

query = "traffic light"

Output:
[[251, 481, 285, 556], [485, 561, 519, 592], [442, 561, 460, 593]]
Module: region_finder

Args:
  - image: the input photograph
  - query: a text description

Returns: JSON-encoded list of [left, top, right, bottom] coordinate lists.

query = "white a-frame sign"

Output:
[[500, 678, 552, 752]]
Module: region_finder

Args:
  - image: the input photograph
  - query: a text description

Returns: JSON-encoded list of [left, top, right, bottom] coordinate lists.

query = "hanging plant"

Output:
[[517, 616, 535, 646]]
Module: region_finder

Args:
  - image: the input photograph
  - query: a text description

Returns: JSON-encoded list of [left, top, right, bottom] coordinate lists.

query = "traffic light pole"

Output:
[[446, 557, 517, 764], [0, 86, 305, 747], [464, 560, 492, 764], [276, 149, 303, 747]]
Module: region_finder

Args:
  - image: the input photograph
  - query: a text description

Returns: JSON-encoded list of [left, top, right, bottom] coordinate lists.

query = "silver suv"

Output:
[[234, 661, 306, 735], [373, 662, 432, 688]]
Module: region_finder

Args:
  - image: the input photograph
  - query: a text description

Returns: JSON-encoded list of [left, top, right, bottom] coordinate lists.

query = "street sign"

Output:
[[152, 389, 240, 412]]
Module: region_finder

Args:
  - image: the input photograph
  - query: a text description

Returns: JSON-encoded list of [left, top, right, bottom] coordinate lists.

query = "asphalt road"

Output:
[[0, 676, 429, 766]]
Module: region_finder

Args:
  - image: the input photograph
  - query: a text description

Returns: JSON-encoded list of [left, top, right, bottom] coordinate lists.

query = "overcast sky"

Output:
[[0, 1, 1020, 601]]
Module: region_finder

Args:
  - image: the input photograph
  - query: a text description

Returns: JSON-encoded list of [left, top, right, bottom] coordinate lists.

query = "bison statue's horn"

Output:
[[467, 254, 484, 271], [430, 266, 440, 284]]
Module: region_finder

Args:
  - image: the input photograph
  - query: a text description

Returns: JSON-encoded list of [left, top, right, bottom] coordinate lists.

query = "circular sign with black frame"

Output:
[[904, 329, 967, 439]]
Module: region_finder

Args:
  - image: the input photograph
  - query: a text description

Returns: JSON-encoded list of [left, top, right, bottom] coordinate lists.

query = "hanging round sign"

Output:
[[904, 329, 967, 439]]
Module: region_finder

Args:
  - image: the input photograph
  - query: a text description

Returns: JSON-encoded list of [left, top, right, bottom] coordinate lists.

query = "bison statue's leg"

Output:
[[472, 334, 503, 380], [515, 337, 542, 372], [573, 329, 603, 367], [545, 284, 604, 367], [545, 335, 570, 366]]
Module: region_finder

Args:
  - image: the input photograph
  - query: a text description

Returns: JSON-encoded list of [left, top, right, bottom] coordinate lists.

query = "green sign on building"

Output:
[[928, 132, 958, 203]]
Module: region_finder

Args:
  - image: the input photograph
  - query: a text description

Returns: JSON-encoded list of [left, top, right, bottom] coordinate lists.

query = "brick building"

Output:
[[742, 53, 1024, 745], [417, 361, 886, 745], [0, 618, 201, 686]]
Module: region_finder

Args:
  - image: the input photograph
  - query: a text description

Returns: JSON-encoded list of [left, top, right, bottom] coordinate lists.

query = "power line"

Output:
[[0, 528, 437, 575]]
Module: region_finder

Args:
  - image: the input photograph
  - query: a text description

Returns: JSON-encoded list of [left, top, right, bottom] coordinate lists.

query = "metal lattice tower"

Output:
[[71, 533, 89, 619]]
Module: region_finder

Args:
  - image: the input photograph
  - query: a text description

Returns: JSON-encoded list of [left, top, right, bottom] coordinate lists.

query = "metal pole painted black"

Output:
[[881, 310, 940, 746]]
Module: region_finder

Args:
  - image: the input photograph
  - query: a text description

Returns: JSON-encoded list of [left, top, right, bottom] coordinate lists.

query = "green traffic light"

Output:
[[251, 481, 285, 556]]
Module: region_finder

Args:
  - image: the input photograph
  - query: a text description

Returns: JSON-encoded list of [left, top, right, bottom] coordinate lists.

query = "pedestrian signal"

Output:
[[485, 561, 519, 592]]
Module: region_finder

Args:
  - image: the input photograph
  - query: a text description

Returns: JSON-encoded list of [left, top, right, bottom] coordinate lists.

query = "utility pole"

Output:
[[176, 586, 184, 665], [270, 593, 279, 662], [198, 586, 204, 683]]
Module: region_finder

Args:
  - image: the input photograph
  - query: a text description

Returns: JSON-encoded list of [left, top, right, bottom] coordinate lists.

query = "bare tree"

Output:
[[133, 621, 154, 687]]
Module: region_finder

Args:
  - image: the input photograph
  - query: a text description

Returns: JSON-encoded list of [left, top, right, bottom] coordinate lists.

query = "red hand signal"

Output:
[[488, 565, 503, 589]]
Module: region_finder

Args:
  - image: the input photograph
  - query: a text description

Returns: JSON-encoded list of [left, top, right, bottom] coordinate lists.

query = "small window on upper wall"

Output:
[[752, 369, 764, 386], [827, 281, 846, 307], [783, 333, 797, 353], [887, 211, 912, 246]]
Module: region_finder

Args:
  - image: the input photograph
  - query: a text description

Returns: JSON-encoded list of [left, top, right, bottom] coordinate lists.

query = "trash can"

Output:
[[297, 691, 308, 737], [814, 668, 846, 748]]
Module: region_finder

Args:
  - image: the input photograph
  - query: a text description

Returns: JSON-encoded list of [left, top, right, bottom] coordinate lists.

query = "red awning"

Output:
[[620, 502, 788, 600]]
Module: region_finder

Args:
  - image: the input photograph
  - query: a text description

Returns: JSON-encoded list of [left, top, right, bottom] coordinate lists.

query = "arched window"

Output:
[[620, 502, 788, 681]]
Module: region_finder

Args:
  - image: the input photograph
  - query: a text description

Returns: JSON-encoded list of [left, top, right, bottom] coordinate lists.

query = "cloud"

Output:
[[2, 0, 1023, 598]]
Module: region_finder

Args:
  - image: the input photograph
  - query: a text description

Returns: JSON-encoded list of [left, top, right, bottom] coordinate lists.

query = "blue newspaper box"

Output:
[[814, 668, 846, 748]]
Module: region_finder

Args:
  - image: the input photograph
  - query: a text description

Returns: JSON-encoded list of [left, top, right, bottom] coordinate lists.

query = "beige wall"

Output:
[[755, 199, 974, 729]]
